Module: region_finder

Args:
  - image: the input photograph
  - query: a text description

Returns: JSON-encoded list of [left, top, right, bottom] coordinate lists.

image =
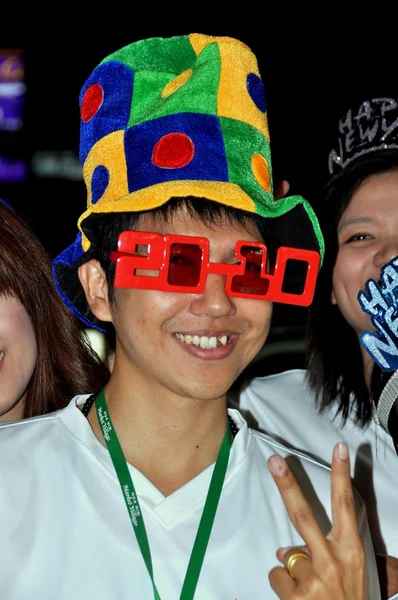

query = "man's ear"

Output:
[[78, 259, 113, 324], [331, 288, 337, 305], [274, 180, 290, 200]]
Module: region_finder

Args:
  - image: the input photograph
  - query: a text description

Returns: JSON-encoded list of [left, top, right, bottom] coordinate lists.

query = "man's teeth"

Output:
[[175, 334, 229, 349], [0, 351, 4, 361]]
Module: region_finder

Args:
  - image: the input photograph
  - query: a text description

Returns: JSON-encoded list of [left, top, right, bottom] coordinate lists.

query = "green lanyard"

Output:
[[95, 388, 232, 600]]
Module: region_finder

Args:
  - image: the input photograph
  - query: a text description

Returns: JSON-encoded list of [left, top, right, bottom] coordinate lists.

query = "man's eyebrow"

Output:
[[211, 245, 263, 262]]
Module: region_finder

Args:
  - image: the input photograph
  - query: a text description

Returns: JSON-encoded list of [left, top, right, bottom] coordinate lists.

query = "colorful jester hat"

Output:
[[53, 33, 324, 331]]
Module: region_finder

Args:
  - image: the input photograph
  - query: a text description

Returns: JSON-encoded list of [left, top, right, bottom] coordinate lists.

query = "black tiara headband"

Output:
[[328, 97, 398, 176]]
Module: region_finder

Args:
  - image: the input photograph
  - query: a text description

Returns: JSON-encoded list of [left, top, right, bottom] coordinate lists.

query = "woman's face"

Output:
[[332, 169, 398, 336], [0, 295, 38, 421]]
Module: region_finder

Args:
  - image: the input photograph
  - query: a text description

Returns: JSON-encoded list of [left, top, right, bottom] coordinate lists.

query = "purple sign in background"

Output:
[[0, 50, 26, 132]]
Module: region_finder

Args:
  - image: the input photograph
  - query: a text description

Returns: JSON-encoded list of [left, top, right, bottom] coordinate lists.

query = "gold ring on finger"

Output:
[[286, 552, 310, 580]]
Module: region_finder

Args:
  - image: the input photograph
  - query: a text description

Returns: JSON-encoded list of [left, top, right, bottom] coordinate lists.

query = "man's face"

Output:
[[108, 209, 273, 402]]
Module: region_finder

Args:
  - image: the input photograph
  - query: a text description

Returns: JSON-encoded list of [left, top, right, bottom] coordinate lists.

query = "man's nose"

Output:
[[189, 273, 237, 318]]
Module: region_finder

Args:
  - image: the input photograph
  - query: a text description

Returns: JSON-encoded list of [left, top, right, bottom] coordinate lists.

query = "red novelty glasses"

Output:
[[110, 231, 320, 306]]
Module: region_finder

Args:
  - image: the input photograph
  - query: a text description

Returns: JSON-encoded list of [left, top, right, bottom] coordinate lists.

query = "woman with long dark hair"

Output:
[[0, 199, 110, 420], [239, 97, 398, 599]]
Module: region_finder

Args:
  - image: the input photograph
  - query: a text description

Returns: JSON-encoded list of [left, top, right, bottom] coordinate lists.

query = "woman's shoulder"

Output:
[[237, 368, 346, 447], [241, 368, 312, 404]]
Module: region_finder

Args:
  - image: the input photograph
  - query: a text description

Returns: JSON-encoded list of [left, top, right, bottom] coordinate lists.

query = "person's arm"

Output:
[[267, 442, 380, 599], [368, 365, 398, 599]]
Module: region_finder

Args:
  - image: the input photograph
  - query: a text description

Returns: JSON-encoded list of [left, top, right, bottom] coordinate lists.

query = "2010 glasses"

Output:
[[110, 231, 320, 306]]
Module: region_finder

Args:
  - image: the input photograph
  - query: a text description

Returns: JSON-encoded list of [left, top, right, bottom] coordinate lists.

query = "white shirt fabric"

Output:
[[238, 368, 398, 560], [0, 395, 380, 600]]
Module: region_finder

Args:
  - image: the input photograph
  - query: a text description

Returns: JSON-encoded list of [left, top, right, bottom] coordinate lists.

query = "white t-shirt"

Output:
[[238, 368, 398, 559], [0, 395, 380, 599]]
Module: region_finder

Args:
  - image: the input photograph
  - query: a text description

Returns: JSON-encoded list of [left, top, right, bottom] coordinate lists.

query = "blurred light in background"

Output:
[[0, 48, 25, 132], [0, 48, 27, 186], [84, 328, 107, 363]]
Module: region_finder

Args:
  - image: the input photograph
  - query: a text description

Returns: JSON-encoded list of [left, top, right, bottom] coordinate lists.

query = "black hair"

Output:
[[305, 149, 398, 426]]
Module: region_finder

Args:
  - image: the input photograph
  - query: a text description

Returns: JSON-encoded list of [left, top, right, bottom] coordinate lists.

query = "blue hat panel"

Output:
[[79, 62, 134, 165], [125, 112, 229, 192]]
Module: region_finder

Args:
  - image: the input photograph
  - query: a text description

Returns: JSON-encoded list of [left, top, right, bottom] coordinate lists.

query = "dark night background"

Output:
[[1, 29, 396, 372]]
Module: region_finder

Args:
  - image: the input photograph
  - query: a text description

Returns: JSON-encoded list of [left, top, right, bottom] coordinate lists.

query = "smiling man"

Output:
[[0, 34, 381, 599]]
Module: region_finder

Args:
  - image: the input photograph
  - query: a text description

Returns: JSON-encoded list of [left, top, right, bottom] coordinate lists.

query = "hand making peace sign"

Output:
[[267, 442, 369, 599]]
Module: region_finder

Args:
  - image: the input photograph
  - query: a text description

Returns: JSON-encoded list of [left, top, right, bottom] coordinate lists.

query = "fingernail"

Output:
[[336, 442, 349, 460], [268, 455, 287, 475]]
